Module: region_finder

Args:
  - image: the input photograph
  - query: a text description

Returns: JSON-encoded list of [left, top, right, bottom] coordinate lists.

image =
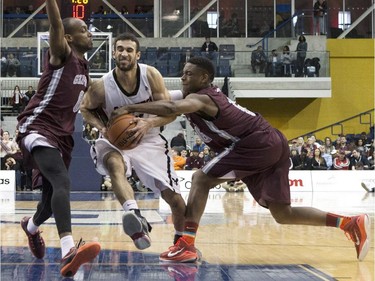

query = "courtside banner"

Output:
[[175, 170, 313, 192], [0, 170, 15, 214]]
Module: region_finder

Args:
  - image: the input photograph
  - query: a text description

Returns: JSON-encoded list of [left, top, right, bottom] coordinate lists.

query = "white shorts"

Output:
[[23, 133, 56, 152], [90, 135, 180, 195]]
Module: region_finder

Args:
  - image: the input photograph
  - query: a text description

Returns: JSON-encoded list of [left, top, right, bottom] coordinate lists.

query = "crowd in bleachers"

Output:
[[172, 131, 375, 172], [289, 132, 375, 170]]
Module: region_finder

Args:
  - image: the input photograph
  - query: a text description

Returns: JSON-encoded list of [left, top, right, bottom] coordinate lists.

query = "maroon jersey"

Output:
[[186, 86, 291, 207], [185, 86, 272, 153], [17, 50, 89, 147]]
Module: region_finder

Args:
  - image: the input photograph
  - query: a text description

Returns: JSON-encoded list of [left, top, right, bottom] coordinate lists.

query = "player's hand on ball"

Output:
[[128, 118, 152, 146]]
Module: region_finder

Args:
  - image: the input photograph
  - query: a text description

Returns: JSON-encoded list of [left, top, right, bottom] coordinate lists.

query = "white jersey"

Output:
[[102, 63, 159, 136], [91, 64, 180, 194]]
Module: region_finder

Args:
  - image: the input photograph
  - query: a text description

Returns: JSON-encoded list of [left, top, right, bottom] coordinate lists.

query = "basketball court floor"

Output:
[[0, 186, 374, 281]]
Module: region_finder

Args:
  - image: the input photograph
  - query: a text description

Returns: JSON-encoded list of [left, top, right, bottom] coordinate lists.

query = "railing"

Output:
[[0, 46, 330, 79], [293, 109, 374, 141]]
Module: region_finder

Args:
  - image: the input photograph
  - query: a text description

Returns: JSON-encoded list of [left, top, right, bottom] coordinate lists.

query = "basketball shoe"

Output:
[[343, 214, 370, 261], [163, 263, 198, 281], [20, 216, 45, 259], [60, 238, 101, 277], [122, 210, 152, 250], [159, 237, 199, 263]]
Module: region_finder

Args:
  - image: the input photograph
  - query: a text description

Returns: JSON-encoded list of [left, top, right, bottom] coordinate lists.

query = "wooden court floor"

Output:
[[0, 189, 374, 281]]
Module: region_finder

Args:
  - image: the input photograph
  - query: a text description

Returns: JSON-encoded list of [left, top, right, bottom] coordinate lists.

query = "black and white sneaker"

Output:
[[122, 210, 152, 250]]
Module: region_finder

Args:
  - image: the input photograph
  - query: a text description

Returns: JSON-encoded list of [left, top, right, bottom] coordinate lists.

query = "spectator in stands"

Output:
[[6, 53, 21, 77], [295, 35, 307, 77], [225, 13, 240, 37], [281, 45, 292, 77], [171, 147, 186, 170], [355, 139, 367, 156], [4, 155, 22, 190], [367, 150, 375, 170], [266, 49, 280, 77], [14, 7, 23, 15], [313, 0, 327, 35], [320, 145, 332, 169], [170, 132, 186, 152], [25, 85, 36, 101], [359, 131, 370, 145], [25, 5, 35, 14], [332, 149, 350, 170], [350, 149, 370, 170], [200, 37, 218, 62], [11, 85, 27, 114], [202, 146, 213, 164], [311, 147, 328, 170], [185, 149, 204, 170], [251, 46, 267, 74], [82, 123, 98, 144], [218, 10, 230, 37], [1, 57, 7, 77], [293, 149, 312, 170], [323, 136, 335, 155], [192, 137, 205, 152], [290, 149, 301, 169], [180, 149, 188, 159], [337, 135, 352, 156], [296, 136, 305, 154], [135, 5, 144, 14], [0, 130, 18, 169], [121, 6, 129, 14], [91, 52, 105, 70]]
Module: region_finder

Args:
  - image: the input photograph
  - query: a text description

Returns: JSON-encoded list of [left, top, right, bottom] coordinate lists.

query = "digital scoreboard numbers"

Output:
[[71, 0, 89, 20], [61, 0, 90, 21]]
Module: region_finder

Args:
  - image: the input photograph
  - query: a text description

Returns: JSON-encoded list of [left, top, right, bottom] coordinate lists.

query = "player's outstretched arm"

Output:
[[46, 0, 70, 64]]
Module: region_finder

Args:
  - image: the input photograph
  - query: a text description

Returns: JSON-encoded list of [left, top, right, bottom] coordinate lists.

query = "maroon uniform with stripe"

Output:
[[17, 51, 89, 168], [185, 86, 291, 207]]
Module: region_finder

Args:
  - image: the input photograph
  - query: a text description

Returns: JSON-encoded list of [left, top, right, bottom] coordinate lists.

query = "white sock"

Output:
[[60, 235, 75, 258], [123, 200, 138, 211], [27, 217, 39, 234], [175, 230, 183, 236]]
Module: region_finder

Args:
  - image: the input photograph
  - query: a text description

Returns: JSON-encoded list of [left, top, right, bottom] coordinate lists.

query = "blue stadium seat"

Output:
[[169, 47, 181, 62], [145, 47, 158, 62], [168, 62, 180, 77], [158, 47, 169, 61], [156, 61, 168, 76], [219, 44, 235, 60], [217, 65, 231, 77]]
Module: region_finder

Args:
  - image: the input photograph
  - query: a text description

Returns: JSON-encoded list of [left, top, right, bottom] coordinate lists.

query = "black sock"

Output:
[[174, 234, 182, 244]]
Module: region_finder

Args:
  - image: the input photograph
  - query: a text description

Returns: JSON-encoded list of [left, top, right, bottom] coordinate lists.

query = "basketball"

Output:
[[107, 114, 137, 150]]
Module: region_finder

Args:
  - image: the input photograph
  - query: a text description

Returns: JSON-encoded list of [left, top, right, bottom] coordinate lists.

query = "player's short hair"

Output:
[[113, 33, 140, 52], [187, 56, 215, 82]]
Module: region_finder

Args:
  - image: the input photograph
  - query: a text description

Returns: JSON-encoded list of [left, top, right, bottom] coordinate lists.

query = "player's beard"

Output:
[[115, 58, 136, 72]]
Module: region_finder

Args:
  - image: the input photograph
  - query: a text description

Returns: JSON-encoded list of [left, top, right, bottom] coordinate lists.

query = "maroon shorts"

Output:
[[202, 128, 291, 208]]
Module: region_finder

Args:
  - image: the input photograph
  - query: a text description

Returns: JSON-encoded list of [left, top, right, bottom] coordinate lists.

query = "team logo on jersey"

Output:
[[73, 74, 88, 87]]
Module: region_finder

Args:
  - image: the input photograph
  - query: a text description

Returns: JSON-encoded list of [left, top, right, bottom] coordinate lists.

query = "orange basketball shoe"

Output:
[[60, 238, 101, 277], [159, 237, 199, 263], [343, 214, 370, 261]]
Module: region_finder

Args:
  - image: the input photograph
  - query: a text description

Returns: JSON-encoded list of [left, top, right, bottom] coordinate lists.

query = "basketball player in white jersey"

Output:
[[80, 33, 186, 250]]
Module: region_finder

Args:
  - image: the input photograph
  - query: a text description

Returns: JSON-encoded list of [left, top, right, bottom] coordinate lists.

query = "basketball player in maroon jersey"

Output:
[[114, 56, 370, 263], [16, 0, 100, 277]]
